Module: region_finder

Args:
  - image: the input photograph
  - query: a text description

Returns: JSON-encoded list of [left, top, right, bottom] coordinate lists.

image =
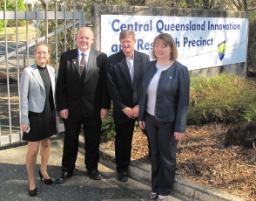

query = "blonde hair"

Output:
[[152, 33, 178, 61], [34, 42, 51, 64]]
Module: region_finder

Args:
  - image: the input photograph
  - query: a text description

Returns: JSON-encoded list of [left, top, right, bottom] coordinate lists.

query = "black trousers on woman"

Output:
[[145, 113, 177, 196]]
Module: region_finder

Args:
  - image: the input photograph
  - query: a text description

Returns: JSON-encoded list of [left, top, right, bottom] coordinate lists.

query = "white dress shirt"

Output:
[[126, 56, 134, 82]]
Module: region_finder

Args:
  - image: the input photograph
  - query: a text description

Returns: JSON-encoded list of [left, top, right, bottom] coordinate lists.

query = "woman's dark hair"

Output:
[[152, 33, 178, 61]]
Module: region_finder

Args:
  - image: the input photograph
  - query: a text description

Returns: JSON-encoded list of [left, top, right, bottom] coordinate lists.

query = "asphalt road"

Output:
[[0, 138, 153, 201]]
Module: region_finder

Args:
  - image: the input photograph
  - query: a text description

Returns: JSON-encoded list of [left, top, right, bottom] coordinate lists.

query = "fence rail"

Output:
[[0, 0, 85, 148]]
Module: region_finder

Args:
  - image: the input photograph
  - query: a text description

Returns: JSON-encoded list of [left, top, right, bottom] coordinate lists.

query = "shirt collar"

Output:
[[78, 48, 90, 56], [126, 54, 134, 63]]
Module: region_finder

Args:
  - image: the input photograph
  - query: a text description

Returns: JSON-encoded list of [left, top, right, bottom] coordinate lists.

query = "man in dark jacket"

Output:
[[55, 27, 110, 183], [107, 30, 150, 182]]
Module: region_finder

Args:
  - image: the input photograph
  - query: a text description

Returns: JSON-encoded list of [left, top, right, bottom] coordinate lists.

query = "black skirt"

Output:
[[22, 110, 56, 142]]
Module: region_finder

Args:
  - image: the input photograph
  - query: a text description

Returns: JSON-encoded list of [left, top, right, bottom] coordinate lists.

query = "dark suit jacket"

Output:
[[56, 48, 111, 119], [139, 60, 190, 132], [107, 50, 150, 123]]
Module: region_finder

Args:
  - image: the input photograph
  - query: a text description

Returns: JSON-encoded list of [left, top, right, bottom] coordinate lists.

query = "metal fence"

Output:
[[0, 0, 85, 148]]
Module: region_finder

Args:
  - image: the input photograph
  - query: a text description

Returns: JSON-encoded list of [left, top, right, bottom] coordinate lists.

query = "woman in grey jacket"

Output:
[[139, 33, 190, 201], [20, 43, 56, 196]]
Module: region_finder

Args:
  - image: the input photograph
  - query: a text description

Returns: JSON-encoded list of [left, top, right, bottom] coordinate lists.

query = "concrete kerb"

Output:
[[62, 131, 245, 201], [173, 178, 244, 201], [77, 136, 244, 201]]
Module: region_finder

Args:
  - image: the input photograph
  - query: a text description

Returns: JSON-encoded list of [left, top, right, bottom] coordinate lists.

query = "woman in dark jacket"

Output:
[[139, 33, 190, 201]]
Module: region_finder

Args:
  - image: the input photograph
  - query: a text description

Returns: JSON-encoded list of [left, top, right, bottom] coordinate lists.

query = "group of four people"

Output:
[[20, 27, 190, 201]]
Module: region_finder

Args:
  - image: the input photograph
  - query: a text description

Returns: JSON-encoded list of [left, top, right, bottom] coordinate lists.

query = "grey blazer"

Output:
[[20, 64, 56, 125], [139, 60, 190, 132]]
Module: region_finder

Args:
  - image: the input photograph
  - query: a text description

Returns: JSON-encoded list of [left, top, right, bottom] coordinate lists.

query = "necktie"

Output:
[[80, 53, 86, 74]]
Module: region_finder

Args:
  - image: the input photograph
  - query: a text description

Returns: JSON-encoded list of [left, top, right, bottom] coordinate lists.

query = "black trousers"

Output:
[[145, 114, 177, 196], [62, 115, 101, 173], [114, 119, 136, 172]]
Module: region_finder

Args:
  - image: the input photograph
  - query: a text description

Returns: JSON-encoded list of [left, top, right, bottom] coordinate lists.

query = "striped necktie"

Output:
[[79, 53, 86, 74]]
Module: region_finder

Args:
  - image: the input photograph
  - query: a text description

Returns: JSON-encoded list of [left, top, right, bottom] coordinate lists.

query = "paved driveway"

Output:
[[0, 138, 152, 201]]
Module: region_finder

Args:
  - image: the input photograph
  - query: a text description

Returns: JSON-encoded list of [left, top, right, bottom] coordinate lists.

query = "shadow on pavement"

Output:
[[0, 140, 151, 201]]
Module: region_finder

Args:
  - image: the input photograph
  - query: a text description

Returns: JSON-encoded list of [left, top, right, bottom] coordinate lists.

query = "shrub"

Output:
[[188, 74, 256, 124], [243, 102, 256, 122], [0, 20, 4, 31], [103, 74, 256, 139], [101, 109, 115, 139]]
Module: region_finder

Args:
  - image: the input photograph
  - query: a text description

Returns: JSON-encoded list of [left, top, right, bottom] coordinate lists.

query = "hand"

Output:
[[131, 105, 139, 118], [59, 109, 68, 119], [122, 107, 133, 118], [139, 121, 145, 129], [100, 108, 108, 120], [21, 124, 29, 133], [174, 132, 184, 141]]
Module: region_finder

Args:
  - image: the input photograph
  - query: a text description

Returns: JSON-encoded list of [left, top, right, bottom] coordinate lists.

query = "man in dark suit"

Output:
[[107, 30, 150, 182], [55, 27, 110, 183]]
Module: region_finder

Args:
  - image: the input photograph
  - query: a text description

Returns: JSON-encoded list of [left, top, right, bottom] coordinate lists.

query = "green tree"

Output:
[[16, 0, 26, 11], [0, 0, 26, 29], [0, 0, 25, 10]]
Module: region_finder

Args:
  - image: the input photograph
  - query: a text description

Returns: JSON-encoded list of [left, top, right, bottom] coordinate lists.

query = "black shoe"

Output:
[[88, 170, 102, 180], [54, 171, 73, 184], [117, 171, 128, 182], [28, 187, 37, 196], [149, 192, 158, 200], [39, 170, 54, 185]]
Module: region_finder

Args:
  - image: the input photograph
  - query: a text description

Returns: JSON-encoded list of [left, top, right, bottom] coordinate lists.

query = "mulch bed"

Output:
[[100, 123, 256, 201]]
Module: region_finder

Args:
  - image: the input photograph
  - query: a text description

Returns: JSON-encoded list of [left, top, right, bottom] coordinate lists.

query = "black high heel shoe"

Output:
[[39, 170, 54, 185], [28, 187, 37, 196]]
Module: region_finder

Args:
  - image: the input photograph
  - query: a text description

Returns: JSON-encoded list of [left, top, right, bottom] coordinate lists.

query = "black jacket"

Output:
[[107, 50, 150, 123], [56, 48, 111, 119]]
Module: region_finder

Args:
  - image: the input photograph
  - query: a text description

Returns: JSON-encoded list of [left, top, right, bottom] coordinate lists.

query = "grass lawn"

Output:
[[0, 24, 36, 41]]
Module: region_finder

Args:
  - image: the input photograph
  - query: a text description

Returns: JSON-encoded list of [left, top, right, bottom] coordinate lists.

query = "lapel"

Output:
[[132, 51, 141, 87], [86, 50, 94, 74], [82, 49, 95, 82], [47, 65, 56, 95], [145, 61, 157, 89], [119, 52, 133, 87], [31, 64, 45, 92], [71, 49, 80, 76]]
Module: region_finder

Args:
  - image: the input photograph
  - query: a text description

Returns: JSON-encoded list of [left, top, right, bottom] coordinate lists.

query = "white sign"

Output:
[[101, 15, 248, 70]]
